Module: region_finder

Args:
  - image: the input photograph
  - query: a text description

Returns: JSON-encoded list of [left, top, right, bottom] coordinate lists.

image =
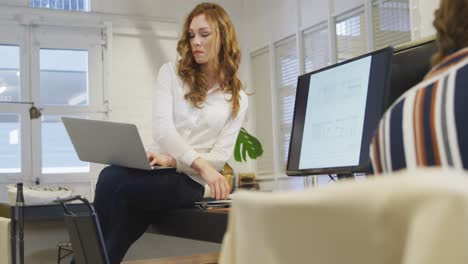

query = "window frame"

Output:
[[0, 15, 108, 188], [30, 25, 107, 184], [250, 47, 276, 176], [273, 35, 299, 169], [0, 24, 33, 184]]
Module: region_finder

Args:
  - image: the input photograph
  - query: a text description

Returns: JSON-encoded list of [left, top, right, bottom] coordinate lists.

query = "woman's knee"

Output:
[[97, 165, 129, 188]]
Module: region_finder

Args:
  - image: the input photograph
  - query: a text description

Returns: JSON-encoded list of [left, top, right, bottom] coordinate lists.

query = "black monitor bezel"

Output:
[[384, 39, 437, 111], [286, 46, 394, 176]]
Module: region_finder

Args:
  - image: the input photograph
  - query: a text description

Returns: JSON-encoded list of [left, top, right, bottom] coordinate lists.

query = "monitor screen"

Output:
[[384, 39, 437, 111], [287, 47, 393, 176]]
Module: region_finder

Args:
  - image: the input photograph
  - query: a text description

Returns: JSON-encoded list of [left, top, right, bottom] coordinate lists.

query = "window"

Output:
[[31, 26, 105, 182], [302, 22, 331, 73], [0, 44, 22, 175], [42, 115, 87, 174], [40, 49, 89, 106], [29, 0, 90, 12], [251, 48, 275, 176], [0, 114, 20, 173], [372, 0, 411, 50], [0, 45, 20, 103], [40, 49, 90, 174], [275, 36, 299, 167], [0, 23, 105, 189], [335, 8, 368, 62]]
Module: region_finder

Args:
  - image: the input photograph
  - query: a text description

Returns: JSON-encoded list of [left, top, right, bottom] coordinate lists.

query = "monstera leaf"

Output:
[[234, 127, 264, 162]]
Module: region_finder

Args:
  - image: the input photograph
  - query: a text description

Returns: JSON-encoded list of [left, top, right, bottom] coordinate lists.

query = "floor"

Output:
[[122, 252, 219, 264], [123, 232, 221, 262], [55, 232, 221, 263]]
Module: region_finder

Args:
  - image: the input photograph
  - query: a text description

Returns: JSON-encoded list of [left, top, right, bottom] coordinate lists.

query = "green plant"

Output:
[[234, 127, 264, 162]]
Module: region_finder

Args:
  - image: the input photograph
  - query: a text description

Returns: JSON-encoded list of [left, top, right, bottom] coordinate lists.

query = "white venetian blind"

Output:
[[29, 0, 90, 11], [303, 22, 331, 73], [251, 48, 275, 175], [335, 8, 368, 62], [372, 0, 411, 50], [275, 36, 299, 167]]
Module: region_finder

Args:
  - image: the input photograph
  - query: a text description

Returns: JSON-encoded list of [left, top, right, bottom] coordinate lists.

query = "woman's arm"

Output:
[[176, 92, 249, 173], [152, 64, 200, 167], [178, 94, 248, 199]]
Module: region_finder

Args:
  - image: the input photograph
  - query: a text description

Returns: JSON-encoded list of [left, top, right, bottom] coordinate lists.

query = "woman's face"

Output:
[[189, 14, 215, 66]]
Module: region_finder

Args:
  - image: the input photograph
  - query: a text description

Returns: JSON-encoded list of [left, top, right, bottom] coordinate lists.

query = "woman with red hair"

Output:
[[92, 3, 247, 263]]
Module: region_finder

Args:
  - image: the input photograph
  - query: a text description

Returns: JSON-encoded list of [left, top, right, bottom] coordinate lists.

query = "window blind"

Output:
[[29, 0, 90, 11], [335, 9, 367, 62], [303, 22, 331, 73], [274, 36, 299, 167], [372, 0, 411, 50], [251, 48, 275, 175]]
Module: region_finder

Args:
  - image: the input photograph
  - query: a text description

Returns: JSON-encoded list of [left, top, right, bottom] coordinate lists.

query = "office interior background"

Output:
[[0, 0, 440, 261]]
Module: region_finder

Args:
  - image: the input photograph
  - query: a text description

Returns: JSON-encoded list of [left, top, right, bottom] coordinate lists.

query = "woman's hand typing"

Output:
[[146, 152, 177, 167]]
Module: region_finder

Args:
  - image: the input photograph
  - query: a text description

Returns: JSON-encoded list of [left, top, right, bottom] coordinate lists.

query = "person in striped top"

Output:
[[370, 0, 468, 174]]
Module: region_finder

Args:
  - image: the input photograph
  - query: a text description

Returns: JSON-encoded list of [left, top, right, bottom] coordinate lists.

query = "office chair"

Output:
[[56, 196, 110, 264]]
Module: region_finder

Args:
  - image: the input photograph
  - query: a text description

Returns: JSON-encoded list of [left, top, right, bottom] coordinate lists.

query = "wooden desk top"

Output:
[[122, 252, 219, 264]]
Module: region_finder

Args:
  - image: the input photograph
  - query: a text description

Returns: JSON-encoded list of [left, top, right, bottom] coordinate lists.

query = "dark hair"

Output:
[[432, 0, 468, 65]]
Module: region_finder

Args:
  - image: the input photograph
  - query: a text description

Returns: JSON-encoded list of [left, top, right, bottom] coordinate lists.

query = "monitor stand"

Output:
[[337, 173, 354, 180]]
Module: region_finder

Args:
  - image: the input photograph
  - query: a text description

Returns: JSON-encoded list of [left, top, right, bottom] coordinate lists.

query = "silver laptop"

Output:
[[62, 117, 174, 171]]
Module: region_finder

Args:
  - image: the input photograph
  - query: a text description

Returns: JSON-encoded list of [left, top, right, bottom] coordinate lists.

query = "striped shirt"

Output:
[[370, 47, 468, 174]]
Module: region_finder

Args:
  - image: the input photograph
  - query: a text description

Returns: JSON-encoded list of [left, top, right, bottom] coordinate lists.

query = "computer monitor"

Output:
[[287, 47, 393, 177], [384, 37, 437, 110]]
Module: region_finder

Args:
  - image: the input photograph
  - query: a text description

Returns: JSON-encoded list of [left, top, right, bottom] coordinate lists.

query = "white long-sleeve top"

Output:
[[149, 62, 248, 186]]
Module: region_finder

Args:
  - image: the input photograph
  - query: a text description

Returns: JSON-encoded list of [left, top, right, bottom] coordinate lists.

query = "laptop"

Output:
[[62, 117, 175, 171]]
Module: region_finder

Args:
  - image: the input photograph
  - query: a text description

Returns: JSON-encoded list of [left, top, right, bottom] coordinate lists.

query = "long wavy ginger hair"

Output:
[[177, 3, 242, 118], [432, 0, 468, 65]]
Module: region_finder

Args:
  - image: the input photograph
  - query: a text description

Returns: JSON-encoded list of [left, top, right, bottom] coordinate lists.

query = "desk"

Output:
[[0, 203, 89, 264], [0, 203, 228, 264]]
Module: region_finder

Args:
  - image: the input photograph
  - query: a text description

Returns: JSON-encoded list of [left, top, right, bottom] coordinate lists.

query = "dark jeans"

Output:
[[93, 165, 204, 264]]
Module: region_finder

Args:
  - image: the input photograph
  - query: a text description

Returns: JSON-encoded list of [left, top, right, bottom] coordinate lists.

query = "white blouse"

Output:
[[149, 62, 248, 186]]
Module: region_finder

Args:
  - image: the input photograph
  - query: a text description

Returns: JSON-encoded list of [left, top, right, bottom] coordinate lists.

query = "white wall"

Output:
[[0, 0, 27, 6], [299, 0, 330, 29], [108, 31, 179, 148], [332, 0, 364, 15], [94, 0, 245, 25], [410, 0, 439, 40], [241, 0, 299, 52], [93, 0, 191, 19]]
